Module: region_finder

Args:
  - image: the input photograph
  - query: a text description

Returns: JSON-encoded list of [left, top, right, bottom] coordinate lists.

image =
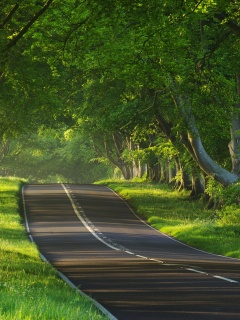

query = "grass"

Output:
[[0, 177, 108, 320], [96, 179, 240, 259]]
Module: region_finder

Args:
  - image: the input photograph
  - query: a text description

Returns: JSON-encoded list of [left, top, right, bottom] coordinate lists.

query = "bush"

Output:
[[218, 204, 240, 226]]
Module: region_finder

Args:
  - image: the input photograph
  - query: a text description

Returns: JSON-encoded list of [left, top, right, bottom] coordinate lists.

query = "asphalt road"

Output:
[[23, 183, 240, 320]]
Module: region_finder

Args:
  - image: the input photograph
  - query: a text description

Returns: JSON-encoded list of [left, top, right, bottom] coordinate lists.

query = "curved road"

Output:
[[23, 184, 240, 320]]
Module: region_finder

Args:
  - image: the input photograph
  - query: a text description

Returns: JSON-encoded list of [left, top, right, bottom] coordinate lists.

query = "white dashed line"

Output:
[[124, 250, 135, 255], [149, 258, 164, 263], [63, 184, 240, 286], [136, 254, 147, 259], [22, 185, 118, 320], [62, 184, 122, 252], [213, 275, 239, 283], [186, 268, 208, 275]]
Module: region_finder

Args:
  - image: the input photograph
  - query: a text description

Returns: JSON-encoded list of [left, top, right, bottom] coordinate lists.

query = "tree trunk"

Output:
[[121, 165, 131, 180], [190, 175, 204, 198], [0, 139, 10, 160], [175, 157, 192, 191], [187, 130, 238, 186], [104, 133, 132, 180], [228, 75, 240, 175], [128, 139, 141, 178], [179, 104, 239, 186], [159, 159, 166, 183], [156, 103, 239, 186], [168, 158, 176, 185], [181, 169, 192, 191]]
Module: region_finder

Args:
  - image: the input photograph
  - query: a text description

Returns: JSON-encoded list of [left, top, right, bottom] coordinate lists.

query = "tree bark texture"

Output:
[[228, 75, 240, 175]]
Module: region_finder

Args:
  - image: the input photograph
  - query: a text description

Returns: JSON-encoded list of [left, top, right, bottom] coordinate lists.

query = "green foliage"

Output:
[[218, 204, 240, 226], [205, 178, 240, 207], [0, 130, 113, 183], [205, 178, 225, 204], [1, 0, 240, 186], [205, 178, 240, 229], [221, 182, 240, 206]]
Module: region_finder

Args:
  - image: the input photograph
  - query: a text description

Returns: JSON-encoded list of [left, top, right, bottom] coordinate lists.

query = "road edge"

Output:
[[105, 185, 240, 263]]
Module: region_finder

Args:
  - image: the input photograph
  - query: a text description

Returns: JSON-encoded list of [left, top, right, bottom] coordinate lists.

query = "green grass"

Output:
[[96, 179, 240, 259], [0, 177, 108, 320]]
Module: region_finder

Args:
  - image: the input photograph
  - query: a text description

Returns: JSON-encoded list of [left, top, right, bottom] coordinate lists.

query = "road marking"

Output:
[[62, 183, 123, 252], [22, 185, 118, 320], [106, 186, 240, 264], [185, 268, 239, 284], [63, 184, 240, 286], [186, 268, 208, 275], [124, 250, 135, 255], [213, 275, 239, 283], [149, 258, 164, 263], [136, 254, 148, 259]]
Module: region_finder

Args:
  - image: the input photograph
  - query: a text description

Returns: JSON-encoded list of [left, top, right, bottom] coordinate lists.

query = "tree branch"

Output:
[[0, 4, 19, 29], [63, 15, 90, 51], [215, 13, 240, 36], [3, 0, 54, 52], [0, 139, 10, 160]]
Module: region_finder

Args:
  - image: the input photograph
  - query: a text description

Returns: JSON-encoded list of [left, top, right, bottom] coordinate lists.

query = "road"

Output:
[[23, 183, 240, 320]]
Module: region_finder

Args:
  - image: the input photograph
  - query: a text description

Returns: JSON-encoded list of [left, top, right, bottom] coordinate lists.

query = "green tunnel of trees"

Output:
[[1, 1, 240, 200]]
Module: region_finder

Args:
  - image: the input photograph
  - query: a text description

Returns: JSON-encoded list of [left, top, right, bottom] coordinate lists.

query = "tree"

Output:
[[0, 129, 112, 183], [1, 0, 240, 188], [64, 0, 240, 186]]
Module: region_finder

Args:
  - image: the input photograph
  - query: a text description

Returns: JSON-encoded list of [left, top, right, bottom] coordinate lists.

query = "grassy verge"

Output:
[[0, 177, 108, 320], [96, 180, 240, 259]]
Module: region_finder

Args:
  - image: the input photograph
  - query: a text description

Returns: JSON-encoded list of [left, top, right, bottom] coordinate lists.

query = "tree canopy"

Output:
[[1, 0, 240, 188]]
